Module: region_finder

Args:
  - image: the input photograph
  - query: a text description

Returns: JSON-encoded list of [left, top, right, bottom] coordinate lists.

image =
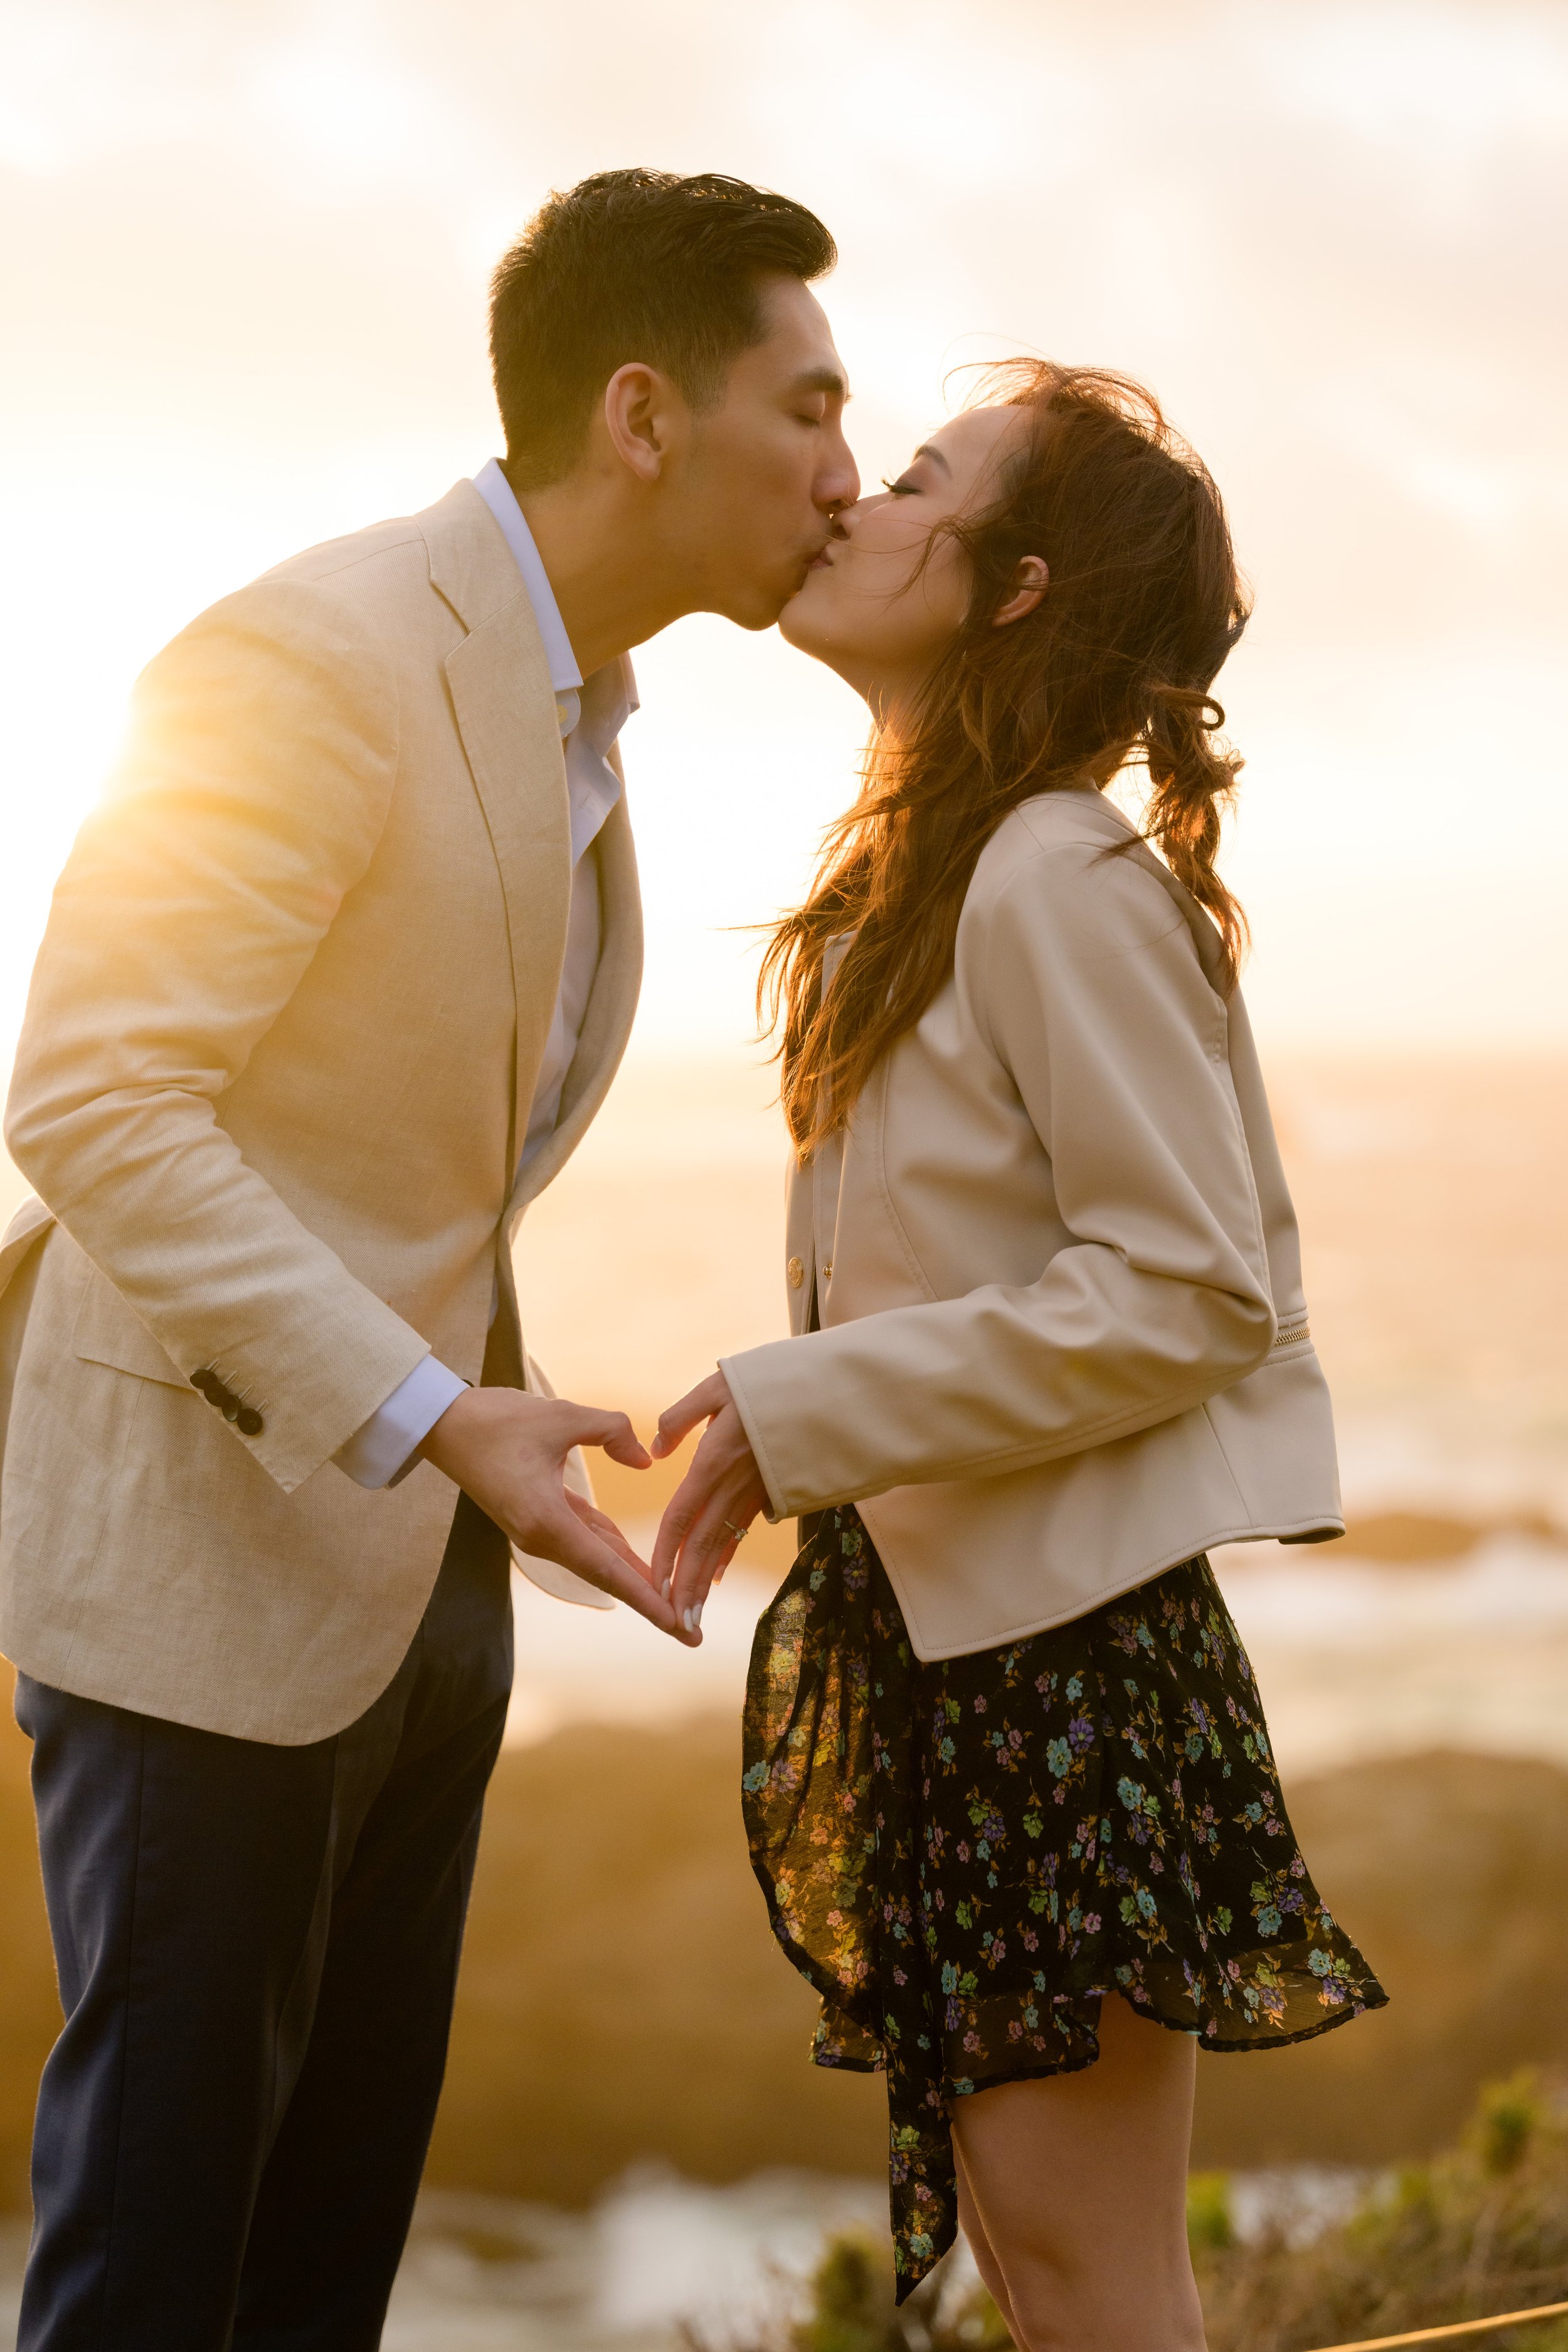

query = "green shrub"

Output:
[[1198, 2070, 1568, 2352], [788, 2232, 893, 2352], [692, 2226, 1010, 2352], [1187, 2171, 1235, 2254], [1471, 2069, 1547, 2180]]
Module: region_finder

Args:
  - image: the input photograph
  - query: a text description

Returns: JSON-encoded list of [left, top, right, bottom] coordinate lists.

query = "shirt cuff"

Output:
[[333, 1355, 469, 1490]]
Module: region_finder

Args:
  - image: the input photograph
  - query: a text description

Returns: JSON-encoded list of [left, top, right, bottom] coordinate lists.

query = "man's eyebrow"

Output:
[[913, 442, 950, 474], [790, 366, 850, 399]]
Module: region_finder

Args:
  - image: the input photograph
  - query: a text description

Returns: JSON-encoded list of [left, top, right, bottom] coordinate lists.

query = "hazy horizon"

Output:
[[4, 0, 1567, 1085]]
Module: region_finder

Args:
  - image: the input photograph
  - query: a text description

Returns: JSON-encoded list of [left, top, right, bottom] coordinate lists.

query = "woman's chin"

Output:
[[778, 583, 840, 659]]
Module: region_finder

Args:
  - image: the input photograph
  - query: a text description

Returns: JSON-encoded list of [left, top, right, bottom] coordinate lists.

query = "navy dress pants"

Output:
[[13, 1491, 514, 2352]]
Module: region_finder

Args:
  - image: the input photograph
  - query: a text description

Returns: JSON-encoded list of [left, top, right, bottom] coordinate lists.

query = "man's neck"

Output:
[[504, 460, 687, 678]]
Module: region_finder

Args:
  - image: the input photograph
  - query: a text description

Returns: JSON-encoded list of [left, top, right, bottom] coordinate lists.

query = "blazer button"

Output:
[[190, 1369, 219, 1399], [787, 1257, 805, 1290], [822, 1261, 833, 1283], [236, 1407, 264, 1438]]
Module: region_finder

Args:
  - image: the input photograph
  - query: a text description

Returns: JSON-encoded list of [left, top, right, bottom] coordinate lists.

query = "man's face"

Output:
[[667, 276, 859, 630]]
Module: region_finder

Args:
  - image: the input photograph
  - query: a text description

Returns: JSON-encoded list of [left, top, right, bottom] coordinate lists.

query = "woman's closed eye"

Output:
[[881, 475, 918, 497]]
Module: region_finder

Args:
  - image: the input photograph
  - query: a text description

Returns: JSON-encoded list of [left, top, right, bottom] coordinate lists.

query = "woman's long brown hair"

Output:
[[760, 362, 1251, 1153]]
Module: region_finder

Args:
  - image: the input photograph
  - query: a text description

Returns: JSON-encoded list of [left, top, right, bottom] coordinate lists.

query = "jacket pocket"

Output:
[[72, 1268, 189, 1391]]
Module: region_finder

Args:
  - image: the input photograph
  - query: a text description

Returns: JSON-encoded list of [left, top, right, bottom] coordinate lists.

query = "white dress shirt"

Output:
[[334, 460, 637, 1488]]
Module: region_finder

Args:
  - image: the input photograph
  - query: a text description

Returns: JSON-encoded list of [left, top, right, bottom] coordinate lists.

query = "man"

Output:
[[0, 167, 856, 2347]]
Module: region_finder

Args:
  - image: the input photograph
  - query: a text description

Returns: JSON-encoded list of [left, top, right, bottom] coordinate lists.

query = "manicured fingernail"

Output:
[[682, 1606, 694, 1632], [692, 1601, 703, 1630]]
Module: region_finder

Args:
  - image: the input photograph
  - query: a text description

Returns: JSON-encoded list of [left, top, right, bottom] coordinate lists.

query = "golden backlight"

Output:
[[3, 0, 1565, 1081], [1, 13, 1567, 2316]]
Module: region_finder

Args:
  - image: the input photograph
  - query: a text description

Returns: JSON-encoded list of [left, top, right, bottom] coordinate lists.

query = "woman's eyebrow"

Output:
[[912, 443, 951, 474]]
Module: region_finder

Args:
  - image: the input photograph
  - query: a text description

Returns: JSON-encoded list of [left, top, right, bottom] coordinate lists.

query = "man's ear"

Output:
[[992, 554, 1048, 628], [603, 361, 680, 484]]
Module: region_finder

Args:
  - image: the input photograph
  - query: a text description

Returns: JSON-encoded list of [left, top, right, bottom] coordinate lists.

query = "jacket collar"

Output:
[[1030, 785, 1227, 993], [1040, 783, 1139, 842], [420, 477, 534, 634]]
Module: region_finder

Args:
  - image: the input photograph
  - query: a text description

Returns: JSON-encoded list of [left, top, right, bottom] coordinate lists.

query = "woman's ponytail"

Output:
[[1140, 681, 1248, 994]]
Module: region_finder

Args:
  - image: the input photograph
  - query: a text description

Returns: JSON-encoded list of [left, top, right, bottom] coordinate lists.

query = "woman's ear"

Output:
[[992, 555, 1048, 628]]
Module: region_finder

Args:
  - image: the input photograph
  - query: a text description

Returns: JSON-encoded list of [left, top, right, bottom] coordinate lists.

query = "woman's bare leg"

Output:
[[949, 1993, 1207, 2352]]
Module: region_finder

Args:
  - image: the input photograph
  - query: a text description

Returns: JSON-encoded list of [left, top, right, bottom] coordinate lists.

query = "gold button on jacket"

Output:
[[787, 1256, 805, 1290]]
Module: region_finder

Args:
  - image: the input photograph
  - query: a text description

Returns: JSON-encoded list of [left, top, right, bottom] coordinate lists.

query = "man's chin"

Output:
[[729, 587, 805, 634], [716, 556, 828, 635]]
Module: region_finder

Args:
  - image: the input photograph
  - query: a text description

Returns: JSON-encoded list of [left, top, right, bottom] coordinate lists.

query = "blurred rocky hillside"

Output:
[[4, 1683, 1568, 2210]]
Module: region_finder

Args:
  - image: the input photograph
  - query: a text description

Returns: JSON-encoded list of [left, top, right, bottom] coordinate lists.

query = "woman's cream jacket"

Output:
[[720, 786, 1341, 1661]]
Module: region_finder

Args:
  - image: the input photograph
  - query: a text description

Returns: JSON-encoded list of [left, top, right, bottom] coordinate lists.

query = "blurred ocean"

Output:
[[497, 1044, 1568, 1781]]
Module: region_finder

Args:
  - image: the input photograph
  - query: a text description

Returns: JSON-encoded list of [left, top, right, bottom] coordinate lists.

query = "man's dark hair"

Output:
[[489, 169, 837, 489]]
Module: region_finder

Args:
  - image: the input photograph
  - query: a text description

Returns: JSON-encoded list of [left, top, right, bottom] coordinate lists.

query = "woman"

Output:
[[652, 364, 1384, 2349]]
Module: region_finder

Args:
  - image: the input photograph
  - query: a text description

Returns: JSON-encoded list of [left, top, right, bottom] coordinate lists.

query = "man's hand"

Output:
[[419, 1387, 694, 1644], [651, 1371, 771, 1639]]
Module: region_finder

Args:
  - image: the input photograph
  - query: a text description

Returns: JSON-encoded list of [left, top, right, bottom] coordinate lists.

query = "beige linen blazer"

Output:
[[0, 482, 640, 1743], [721, 787, 1340, 1661]]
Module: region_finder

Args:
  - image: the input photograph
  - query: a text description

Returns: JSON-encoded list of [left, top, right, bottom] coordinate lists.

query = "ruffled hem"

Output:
[[814, 1938, 1389, 2084], [743, 1508, 1388, 2300]]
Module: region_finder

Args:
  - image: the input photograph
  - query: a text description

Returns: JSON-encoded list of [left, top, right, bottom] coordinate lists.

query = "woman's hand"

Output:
[[651, 1371, 771, 1639]]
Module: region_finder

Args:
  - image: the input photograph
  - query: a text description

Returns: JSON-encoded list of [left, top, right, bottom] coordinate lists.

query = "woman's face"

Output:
[[779, 404, 1028, 711]]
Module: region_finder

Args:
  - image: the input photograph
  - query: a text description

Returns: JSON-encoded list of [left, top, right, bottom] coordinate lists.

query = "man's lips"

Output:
[[783, 540, 835, 601]]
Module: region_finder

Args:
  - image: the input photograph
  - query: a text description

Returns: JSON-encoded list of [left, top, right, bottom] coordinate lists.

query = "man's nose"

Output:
[[818, 431, 860, 515]]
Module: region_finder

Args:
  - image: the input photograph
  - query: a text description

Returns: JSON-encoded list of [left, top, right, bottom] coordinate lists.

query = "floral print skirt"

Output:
[[741, 1505, 1388, 2298]]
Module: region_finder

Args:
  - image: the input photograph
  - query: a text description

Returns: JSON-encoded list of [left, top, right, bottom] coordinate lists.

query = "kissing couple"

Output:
[[0, 168, 1385, 2350]]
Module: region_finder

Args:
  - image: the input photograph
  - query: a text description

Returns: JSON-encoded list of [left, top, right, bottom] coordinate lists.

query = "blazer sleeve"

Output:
[[719, 837, 1278, 1520], [3, 575, 434, 1494]]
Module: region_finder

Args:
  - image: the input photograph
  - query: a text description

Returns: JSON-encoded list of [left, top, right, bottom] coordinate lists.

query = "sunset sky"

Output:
[[4, 0, 1566, 1075]]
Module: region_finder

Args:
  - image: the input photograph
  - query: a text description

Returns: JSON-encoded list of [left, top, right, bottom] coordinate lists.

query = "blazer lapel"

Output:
[[420, 482, 644, 1357], [508, 784, 643, 1220], [429, 485, 573, 1160]]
